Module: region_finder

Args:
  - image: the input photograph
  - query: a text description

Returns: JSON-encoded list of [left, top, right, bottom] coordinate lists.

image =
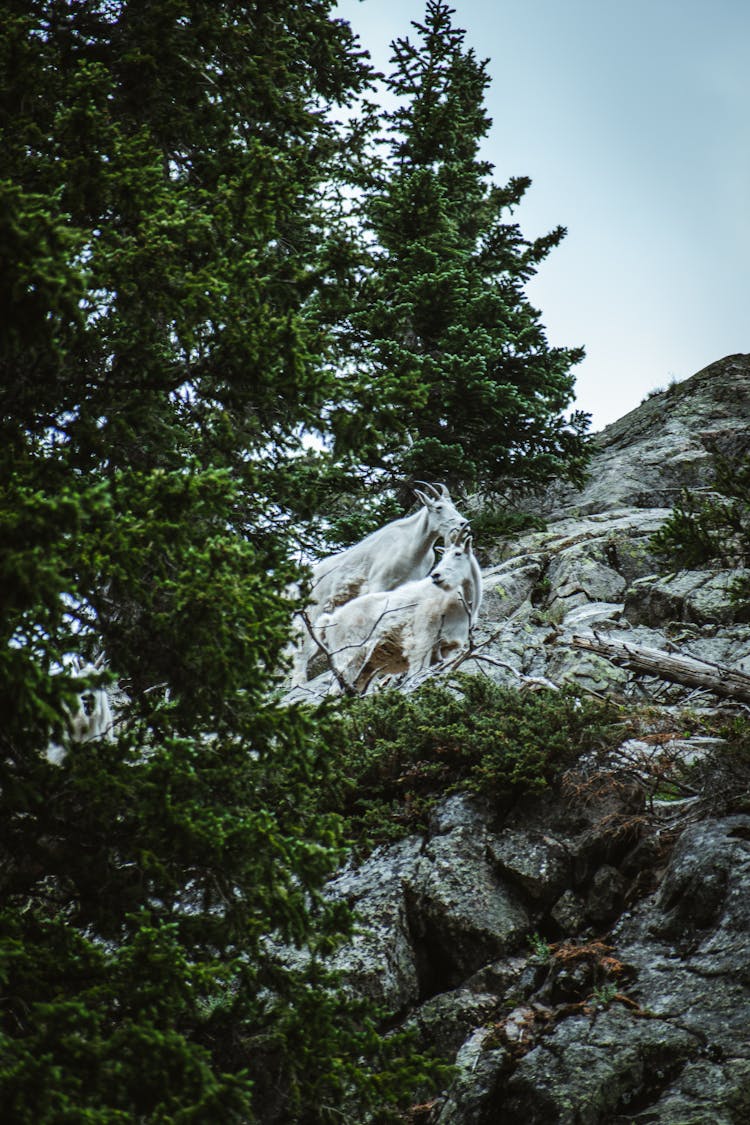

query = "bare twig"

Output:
[[460, 651, 560, 690], [298, 610, 356, 696]]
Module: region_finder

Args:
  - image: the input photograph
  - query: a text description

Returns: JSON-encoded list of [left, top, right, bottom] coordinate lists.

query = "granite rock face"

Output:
[[484, 815, 750, 1124], [325, 793, 750, 1123], [625, 568, 750, 628], [325, 798, 750, 1123], [464, 357, 750, 700], [540, 352, 750, 517]]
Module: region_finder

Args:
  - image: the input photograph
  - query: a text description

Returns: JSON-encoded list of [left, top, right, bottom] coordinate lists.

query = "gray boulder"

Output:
[[625, 568, 750, 627], [327, 836, 423, 1009]]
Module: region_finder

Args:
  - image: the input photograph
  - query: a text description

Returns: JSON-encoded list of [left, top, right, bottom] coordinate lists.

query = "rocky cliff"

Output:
[[540, 351, 750, 518], [311, 355, 750, 1123], [461, 354, 750, 707]]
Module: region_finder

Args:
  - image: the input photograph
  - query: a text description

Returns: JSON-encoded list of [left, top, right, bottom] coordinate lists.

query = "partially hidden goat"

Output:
[[46, 658, 114, 765], [291, 483, 470, 684], [315, 528, 481, 693]]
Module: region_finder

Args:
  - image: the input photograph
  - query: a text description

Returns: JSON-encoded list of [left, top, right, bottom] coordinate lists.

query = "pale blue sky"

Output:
[[335, 0, 750, 430]]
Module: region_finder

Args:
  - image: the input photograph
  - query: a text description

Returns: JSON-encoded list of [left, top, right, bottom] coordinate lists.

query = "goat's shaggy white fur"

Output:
[[290, 483, 470, 684], [315, 530, 480, 692], [46, 659, 114, 765]]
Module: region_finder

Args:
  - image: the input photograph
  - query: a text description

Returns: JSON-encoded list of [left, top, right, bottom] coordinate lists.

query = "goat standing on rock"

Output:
[[315, 528, 481, 693], [290, 483, 470, 685]]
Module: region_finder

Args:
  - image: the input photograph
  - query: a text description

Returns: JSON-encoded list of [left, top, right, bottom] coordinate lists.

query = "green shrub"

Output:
[[691, 713, 750, 816], [321, 675, 620, 851], [468, 507, 546, 555], [651, 445, 750, 613]]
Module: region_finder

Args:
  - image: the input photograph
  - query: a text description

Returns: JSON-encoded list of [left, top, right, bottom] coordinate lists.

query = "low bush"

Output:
[[320, 675, 621, 851], [651, 445, 750, 614]]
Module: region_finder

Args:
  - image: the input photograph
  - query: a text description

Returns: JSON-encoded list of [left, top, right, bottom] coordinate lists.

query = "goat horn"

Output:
[[415, 481, 441, 499]]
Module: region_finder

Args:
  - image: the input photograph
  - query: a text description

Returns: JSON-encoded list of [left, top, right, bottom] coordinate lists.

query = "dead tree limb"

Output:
[[298, 609, 356, 697], [569, 632, 750, 705], [298, 603, 422, 697]]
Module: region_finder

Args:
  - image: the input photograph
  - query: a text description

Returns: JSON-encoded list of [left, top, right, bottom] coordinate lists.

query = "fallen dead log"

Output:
[[569, 632, 750, 705]]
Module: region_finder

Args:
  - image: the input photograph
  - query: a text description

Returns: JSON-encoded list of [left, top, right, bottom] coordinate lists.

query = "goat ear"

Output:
[[434, 545, 445, 556], [463, 534, 473, 552], [436, 482, 450, 498], [413, 488, 433, 508]]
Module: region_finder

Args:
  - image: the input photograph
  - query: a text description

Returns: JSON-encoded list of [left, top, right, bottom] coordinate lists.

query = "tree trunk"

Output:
[[569, 632, 750, 705]]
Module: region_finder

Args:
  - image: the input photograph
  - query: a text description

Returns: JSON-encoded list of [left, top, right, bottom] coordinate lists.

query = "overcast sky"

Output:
[[334, 0, 749, 431]]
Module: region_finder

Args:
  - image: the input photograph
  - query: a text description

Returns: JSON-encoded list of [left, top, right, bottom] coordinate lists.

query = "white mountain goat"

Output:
[[315, 528, 481, 692], [290, 483, 470, 684], [46, 658, 114, 765], [445, 524, 483, 629]]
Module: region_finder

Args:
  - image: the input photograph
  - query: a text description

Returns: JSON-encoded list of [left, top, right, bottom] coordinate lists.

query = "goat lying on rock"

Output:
[[291, 483, 470, 685], [315, 529, 481, 692]]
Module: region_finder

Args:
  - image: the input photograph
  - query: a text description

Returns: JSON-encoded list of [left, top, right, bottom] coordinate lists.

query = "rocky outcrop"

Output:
[[540, 353, 750, 517], [491, 814, 750, 1124], [326, 774, 750, 1122], [463, 503, 750, 704], [314, 356, 750, 1122], [625, 568, 750, 629], [463, 355, 750, 701]]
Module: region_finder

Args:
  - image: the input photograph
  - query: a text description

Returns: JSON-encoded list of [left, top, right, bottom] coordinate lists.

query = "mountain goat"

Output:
[[315, 529, 480, 692], [290, 483, 470, 684], [445, 524, 483, 629], [46, 658, 114, 765]]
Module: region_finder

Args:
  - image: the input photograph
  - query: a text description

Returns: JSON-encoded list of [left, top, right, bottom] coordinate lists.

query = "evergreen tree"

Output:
[[0, 2, 432, 1119], [350, 0, 590, 499]]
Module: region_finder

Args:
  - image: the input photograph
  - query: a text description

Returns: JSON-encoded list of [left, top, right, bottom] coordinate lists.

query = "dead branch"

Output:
[[569, 632, 750, 705], [298, 609, 356, 696], [298, 602, 426, 696]]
